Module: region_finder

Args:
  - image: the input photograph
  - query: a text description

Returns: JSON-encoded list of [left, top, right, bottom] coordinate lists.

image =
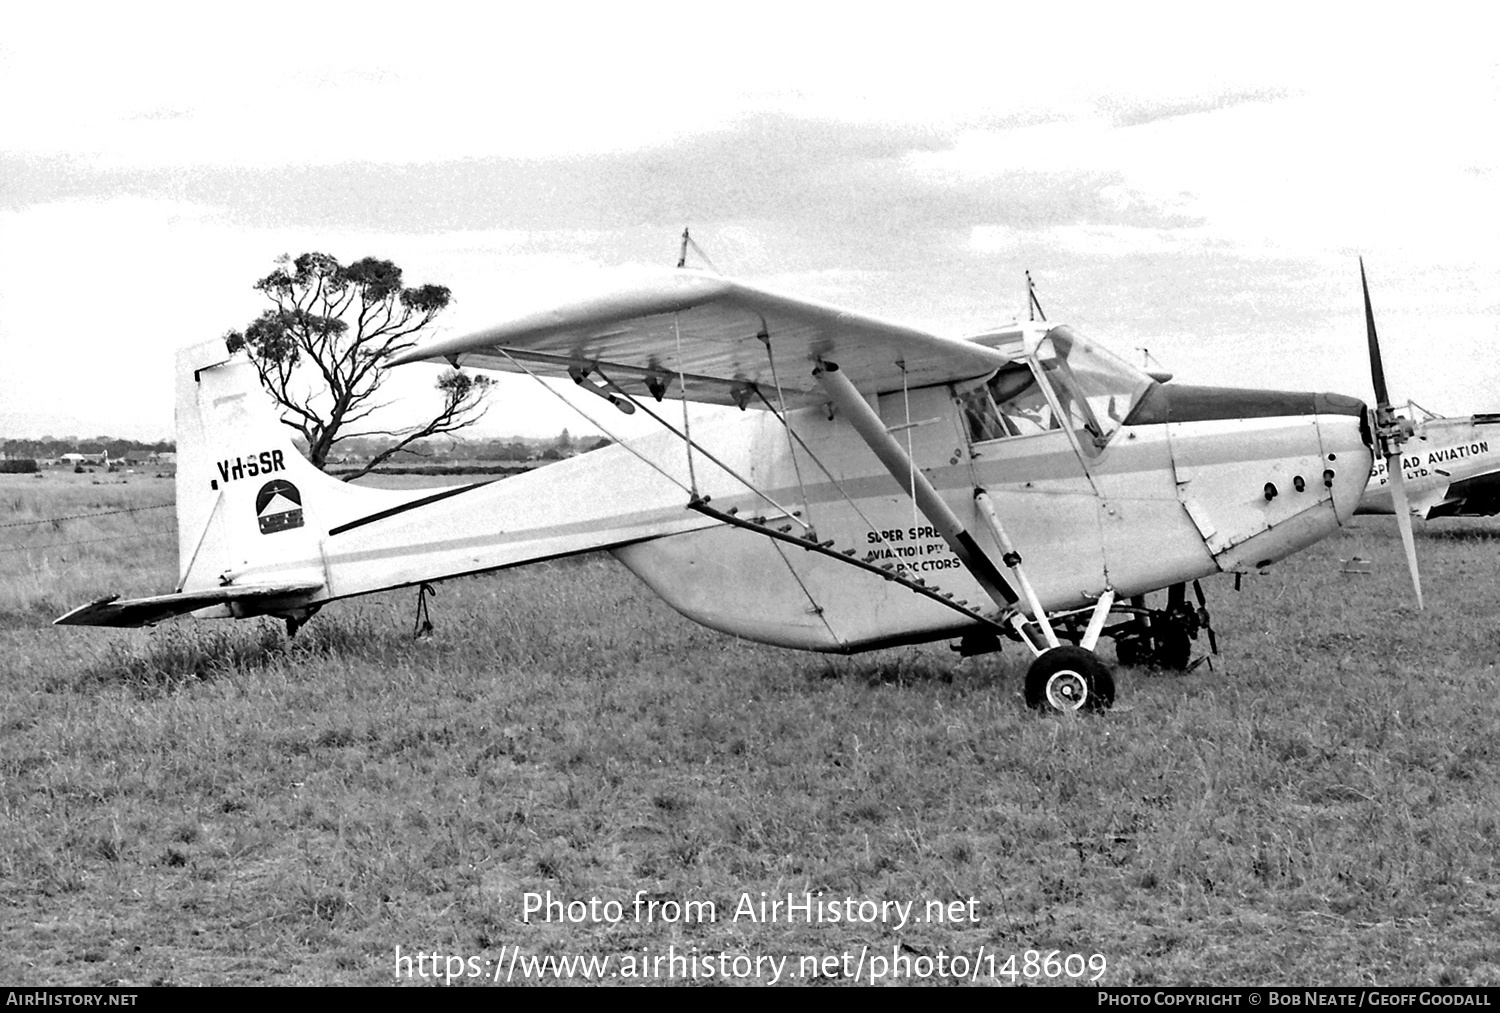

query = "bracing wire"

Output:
[[750, 387, 909, 572], [900, 361, 918, 534], [673, 314, 699, 496], [759, 329, 815, 535], [592, 366, 808, 528], [493, 348, 692, 494]]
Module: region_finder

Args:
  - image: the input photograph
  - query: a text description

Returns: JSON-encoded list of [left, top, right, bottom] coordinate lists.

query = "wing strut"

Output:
[[814, 360, 1020, 611], [747, 384, 927, 570]]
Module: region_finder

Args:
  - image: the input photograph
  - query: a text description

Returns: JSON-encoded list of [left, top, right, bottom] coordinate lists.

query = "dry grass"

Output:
[[2, 474, 1498, 986], [0, 473, 176, 625]]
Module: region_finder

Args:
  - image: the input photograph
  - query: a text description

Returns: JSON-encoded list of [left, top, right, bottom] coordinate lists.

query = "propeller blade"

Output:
[[1192, 580, 1219, 654], [1362, 258, 1424, 609], [1361, 257, 1390, 410], [1384, 454, 1425, 609]]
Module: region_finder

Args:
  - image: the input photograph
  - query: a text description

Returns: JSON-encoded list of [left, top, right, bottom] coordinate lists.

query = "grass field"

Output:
[[2, 472, 1498, 986]]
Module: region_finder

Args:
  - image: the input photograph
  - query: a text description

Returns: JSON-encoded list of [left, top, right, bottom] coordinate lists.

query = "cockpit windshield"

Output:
[[957, 325, 1155, 453]]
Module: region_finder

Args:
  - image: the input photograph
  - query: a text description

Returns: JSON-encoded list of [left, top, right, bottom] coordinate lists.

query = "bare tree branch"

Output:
[[224, 253, 485, 479]]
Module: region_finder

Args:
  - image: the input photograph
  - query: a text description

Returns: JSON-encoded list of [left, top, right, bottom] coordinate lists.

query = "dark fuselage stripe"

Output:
[[327, 481, 495, 536]]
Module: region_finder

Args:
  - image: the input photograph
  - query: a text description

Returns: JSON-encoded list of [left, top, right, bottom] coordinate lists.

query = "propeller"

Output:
[[1192, 580, 1218, 655], [1361, 258, 1423, 608]]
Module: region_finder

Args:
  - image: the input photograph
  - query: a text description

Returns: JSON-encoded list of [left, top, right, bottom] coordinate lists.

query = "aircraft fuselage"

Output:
[[185, 336, 1373, 653], [611, 380, 1372, 651], [61, 334, 1373, 658], [1358, 414, 1500, 518]]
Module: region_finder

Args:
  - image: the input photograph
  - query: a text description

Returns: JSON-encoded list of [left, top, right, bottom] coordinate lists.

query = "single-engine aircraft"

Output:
[[57, 261, 1424, 712], [1358, 403, 1500, 519]]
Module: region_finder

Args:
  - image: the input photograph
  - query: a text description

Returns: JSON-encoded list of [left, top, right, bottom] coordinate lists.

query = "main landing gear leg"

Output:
[[1022, 590, 1117, 713]]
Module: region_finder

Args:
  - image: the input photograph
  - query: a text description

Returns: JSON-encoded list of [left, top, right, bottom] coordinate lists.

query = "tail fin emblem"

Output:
[[256, 479, 304, 535]]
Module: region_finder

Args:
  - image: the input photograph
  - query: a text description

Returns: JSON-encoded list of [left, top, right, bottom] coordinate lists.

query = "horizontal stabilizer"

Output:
[[53, 580, 324, 628]]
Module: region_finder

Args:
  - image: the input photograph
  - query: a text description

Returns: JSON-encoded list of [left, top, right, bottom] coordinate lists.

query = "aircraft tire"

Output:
[[1024, 646, 1115, 713]]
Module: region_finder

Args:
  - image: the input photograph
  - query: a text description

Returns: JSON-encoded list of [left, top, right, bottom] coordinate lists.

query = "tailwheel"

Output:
[[1024, 645, 1115, 713]]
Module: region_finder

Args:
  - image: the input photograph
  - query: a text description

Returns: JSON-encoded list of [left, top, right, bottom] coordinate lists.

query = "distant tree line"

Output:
[[1, 438, 175, 459], [0, 432, 612, 469], [323, 432, 612, 464]]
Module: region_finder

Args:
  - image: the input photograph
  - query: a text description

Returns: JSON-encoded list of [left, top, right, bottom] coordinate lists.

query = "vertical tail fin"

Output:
[[173, 341, 417, 596], [56, 343, 447, 627], [58, 339, 709, 628]]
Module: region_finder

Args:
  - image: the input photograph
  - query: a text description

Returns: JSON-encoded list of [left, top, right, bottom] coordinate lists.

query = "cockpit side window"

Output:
[[990, 365, 1055, 437], [958, 386, 1011, 443], [958, 364, 1060, 446]]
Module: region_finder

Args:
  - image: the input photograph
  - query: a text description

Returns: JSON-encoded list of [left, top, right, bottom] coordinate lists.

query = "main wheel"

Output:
[[1024, 646, 1116, 712]]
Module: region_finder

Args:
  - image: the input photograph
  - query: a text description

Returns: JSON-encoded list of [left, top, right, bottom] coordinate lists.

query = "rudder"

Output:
[[173, 341, 420, 600]]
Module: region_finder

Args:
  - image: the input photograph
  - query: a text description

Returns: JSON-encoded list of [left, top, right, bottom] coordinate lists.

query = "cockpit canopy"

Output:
[[957, 325, 1156, 452]]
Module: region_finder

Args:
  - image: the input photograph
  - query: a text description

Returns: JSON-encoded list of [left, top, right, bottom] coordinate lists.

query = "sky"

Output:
[[2, 3, 1497, 443]]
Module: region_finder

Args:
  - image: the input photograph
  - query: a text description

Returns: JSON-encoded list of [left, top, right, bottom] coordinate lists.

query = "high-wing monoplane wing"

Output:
[[387, 269, 1012, 408]]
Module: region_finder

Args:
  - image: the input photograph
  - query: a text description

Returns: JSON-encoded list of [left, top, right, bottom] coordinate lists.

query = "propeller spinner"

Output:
[[1361, 258, 1424, 609]]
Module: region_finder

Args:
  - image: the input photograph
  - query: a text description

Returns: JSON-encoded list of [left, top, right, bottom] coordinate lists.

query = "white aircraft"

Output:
[[57, 264, 1420, 712], [1358, 403, 1500, 519]]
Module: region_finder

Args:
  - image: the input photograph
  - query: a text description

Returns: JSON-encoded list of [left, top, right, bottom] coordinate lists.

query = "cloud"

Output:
[[4, 7, 1498, 437], [975, 223, 1231, 260], [1100, 89, 1287, 128], [7, 113, 1202, 292]]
